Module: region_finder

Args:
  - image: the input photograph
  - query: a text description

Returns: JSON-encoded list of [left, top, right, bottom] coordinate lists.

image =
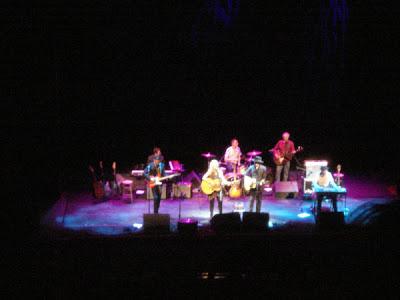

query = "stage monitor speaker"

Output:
[[316, 212, 345, 231], [143, 213, 170, 233], [242, 212, 269, 233], [210, 213, 241, 234], [274, 181, 299, 199], [132, 177, 146, 190], [146, 184, 167, 200]]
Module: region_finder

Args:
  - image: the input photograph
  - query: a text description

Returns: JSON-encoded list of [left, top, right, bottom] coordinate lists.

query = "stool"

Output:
[[121, 180, 133, 203]]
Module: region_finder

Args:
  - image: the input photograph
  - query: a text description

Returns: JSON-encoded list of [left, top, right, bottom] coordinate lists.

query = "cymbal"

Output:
[[246, 150, 262, 156], [201, 152, 216, 158]]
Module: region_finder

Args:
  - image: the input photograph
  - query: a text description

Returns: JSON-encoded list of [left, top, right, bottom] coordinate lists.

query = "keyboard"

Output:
[[313, 186, 347, 194]]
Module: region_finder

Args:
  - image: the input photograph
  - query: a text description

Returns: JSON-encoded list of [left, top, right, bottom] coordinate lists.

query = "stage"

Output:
[[41, 176, 392, 236]]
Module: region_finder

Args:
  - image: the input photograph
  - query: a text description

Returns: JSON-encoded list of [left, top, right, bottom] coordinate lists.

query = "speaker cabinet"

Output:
[[274, 181, 299, 199], [172, 182, 192, 198], [210, 213, 241, 234], [143, 213, 170, 233], [242, 212, 269, 233], [146, 184, 167, 200], [316, 212, 345, 230]]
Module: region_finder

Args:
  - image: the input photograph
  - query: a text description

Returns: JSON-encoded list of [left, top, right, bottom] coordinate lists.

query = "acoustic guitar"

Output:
[[228, 164, 242, 198], [243, 176, 265, 192], [201, 177, 238, 195], [89, 165, 104, 199], [273, 146, 303, 166], [201, 178, 222, 195]]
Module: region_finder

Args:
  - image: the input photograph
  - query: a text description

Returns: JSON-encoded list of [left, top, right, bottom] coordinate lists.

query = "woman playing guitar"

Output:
[[201, 159, 231, 218]]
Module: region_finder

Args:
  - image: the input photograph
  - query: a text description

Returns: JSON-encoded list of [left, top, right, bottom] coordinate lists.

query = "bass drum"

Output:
[[224, 172, 243, 181]]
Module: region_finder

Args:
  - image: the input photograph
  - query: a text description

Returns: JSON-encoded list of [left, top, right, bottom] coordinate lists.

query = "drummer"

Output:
[[224, 138, 242, 173]]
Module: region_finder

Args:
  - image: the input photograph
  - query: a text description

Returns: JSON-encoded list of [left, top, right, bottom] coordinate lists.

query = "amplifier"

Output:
[[274, 181, 299, 199], [172, 182, 192, 198], [146, 184, 167, 200]]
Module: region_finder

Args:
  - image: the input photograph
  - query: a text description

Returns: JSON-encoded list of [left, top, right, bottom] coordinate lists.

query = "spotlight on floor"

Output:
[[132, 223, 143, 229], [297, 208, 311, 218], [177, 218, 198, 236], [135, 189, 145, 195], [297, 212, 311, 218]]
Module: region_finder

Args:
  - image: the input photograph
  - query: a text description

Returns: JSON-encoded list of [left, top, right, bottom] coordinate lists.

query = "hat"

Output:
[[320, 166, 328, 171], [252, 156, 264, 164]]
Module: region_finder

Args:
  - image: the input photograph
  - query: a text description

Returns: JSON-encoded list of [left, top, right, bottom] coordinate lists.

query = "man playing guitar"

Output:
[[273, 131, 302, 182], [244, 156, 267, 213], [143, 155, 165, 213], [224, 138, 242, 173]]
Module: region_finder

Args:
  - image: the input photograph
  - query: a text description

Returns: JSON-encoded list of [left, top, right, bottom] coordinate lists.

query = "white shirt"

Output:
[[224, 146, 242, 165], [314, 171, 338, 188]]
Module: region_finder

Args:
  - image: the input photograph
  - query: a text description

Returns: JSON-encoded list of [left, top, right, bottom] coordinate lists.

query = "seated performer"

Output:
[[313, 166, 340, 214], [202, 159, 230, 218], [245, 156, 267, 213], [147, 147, 164, 163], [143, 155, 165, 213], [273, 131, 296, 182], [224, 138, 242, 173]]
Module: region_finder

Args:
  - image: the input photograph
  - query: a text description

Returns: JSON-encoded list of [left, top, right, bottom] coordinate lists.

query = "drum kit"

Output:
[[201, 149, 263, 198]]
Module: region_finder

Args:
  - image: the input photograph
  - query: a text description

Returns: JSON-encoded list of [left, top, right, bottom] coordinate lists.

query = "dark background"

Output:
[[4, 0, 399, 219]]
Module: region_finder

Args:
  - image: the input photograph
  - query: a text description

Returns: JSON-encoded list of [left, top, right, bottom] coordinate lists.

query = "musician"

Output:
[[202, 159, 229, 218], [147, 147, 164, 163], [273, 132, 296, 182], [143, 155, 165, 213], [313, 166, 340, 214], [224, 138, 242, 173], [245, 156, 267, 213]]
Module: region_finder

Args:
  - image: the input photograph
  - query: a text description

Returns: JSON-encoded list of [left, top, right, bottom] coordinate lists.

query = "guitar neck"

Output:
[[158, 174, 179, 181]]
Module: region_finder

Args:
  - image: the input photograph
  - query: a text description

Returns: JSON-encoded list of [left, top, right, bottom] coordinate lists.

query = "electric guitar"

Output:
[[147, 173, 181, 188], [243, 176, 265, 192], [273, 146, 303, 166], [89, 165, 104, 199], [111, 161, 120, 194]]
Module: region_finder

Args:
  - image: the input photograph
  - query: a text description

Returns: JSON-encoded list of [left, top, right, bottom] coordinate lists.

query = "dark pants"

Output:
[[209, 191, 223, 218], [316, 194, 337, 215], [248, 189, 262, 213], [152, 186, 162, 213], [226, 162, 234, 173], [275, 161, 290, 182]]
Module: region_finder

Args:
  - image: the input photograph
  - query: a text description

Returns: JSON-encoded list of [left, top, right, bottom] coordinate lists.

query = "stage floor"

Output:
[[42, 177, 392, 236]]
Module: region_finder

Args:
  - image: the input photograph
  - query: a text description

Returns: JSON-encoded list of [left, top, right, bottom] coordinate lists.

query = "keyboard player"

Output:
[[313, 166, 341, 214]]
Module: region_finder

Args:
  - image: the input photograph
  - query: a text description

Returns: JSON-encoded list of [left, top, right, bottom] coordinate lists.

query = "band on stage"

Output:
[[89, 131, 345, 218]]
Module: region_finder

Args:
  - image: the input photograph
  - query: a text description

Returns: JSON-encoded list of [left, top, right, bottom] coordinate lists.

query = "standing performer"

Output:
[[147, 147, 164, 163], [224, 138, 242, 173], [143, 155, 165, 213], [273, 132, 297, 182], [245, 156, 267, 213], [202, 159, 230, 218]]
